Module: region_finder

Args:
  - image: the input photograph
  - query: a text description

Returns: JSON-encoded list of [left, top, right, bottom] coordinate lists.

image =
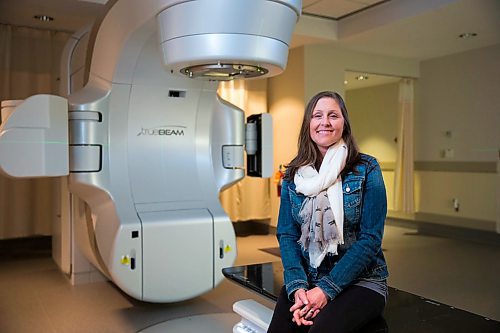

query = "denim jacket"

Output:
[[277, 153, 388, 301]]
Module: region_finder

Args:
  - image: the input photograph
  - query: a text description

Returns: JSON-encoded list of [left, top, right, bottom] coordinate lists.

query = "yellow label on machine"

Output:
[[120, 255, 131, 265]]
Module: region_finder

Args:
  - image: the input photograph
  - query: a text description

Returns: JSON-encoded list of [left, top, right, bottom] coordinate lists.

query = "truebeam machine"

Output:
[[0, 0, 301, 302]]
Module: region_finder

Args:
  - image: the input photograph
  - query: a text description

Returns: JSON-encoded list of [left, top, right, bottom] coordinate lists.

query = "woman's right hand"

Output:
[[290, 289, 311, 326], [290, 288, 309, 312]]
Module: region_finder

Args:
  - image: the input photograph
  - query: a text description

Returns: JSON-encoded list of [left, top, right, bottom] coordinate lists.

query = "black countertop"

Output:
[[223, 262, 500, 332]]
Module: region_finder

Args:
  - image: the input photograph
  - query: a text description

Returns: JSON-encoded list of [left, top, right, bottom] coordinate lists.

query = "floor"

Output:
[[0, 225, 499, 332]]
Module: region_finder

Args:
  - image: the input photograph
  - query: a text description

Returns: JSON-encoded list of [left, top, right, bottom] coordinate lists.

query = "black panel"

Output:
[[223, 262, 500, 332]]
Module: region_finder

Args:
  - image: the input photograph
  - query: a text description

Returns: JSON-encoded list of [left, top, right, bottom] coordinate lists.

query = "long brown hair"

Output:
[[285, 91, 360, 180]]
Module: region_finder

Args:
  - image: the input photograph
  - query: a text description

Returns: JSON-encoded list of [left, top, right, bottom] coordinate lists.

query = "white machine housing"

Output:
[[0, 96, 68, 178], [0, 0, 301, 302]]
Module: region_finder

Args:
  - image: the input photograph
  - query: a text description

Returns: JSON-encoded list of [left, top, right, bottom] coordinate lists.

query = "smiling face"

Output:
[[309, 97, 345, 156]]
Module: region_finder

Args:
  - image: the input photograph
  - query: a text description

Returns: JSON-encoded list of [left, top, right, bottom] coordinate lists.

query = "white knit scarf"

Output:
[[294, 139, 348, 268]]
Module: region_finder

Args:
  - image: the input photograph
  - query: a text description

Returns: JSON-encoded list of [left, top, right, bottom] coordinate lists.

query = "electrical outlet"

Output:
[[440, 148, 454, 159]]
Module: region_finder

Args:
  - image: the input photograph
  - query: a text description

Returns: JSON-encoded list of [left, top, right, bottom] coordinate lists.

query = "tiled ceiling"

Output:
[[0, 0, 106, 32], [0, 0, 390, 33], [302, 0, 388, 20]]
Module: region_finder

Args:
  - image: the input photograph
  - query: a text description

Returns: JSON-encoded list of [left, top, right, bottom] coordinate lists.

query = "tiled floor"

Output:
[[383, 225, 500, 321], [0, 225, 499, 332]]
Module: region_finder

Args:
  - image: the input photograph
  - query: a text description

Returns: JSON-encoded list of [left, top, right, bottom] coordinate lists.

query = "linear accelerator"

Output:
[[0, 0, 301, 302]]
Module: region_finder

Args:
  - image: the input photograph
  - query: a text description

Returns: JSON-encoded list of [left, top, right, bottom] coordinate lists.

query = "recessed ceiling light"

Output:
[[344, 80, 348, 85], [34, 15, 54, 22], [459, 32, 477, 39], [355, 75, 369, 80]]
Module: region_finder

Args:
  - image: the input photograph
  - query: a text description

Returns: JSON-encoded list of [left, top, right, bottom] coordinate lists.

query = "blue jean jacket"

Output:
[[277, 153, 388, 301]]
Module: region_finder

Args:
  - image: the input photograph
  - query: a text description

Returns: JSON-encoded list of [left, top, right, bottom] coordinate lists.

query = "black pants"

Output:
[[267, 285, 386, 333]]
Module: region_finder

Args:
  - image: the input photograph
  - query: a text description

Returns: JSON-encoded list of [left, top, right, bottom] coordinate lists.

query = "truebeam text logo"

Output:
[[137, 125, 186, 136]]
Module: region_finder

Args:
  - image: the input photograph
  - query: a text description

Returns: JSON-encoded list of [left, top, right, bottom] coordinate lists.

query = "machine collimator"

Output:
[[0, 0, 301, 302]]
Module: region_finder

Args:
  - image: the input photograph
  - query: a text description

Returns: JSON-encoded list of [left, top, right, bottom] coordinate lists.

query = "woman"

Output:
[[267, 91, 388, 333]]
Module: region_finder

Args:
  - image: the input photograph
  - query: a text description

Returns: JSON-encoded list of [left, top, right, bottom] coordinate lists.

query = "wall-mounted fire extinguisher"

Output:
[[273, 164, 285, 197]]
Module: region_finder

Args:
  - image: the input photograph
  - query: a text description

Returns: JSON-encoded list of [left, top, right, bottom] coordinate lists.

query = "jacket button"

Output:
[[346, 187, 350, 193]]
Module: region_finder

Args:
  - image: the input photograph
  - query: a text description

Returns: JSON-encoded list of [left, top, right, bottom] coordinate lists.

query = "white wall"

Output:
[[414, 44, 500, 230], [416, 44, 500, 162], [346, 83, 400, 211], [346, 83, 399, 162], [303, 45, 419, 100]]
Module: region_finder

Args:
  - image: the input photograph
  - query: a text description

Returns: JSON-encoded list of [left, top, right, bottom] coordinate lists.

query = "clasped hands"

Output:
[[290, 287, 328, 326]]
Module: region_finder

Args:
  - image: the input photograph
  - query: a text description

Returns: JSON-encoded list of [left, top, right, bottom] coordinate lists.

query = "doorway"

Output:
[[344, 70, 402, 212]]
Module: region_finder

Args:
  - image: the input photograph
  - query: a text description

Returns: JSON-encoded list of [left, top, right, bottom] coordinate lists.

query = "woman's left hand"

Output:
[[306, 287, 328, 311]]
